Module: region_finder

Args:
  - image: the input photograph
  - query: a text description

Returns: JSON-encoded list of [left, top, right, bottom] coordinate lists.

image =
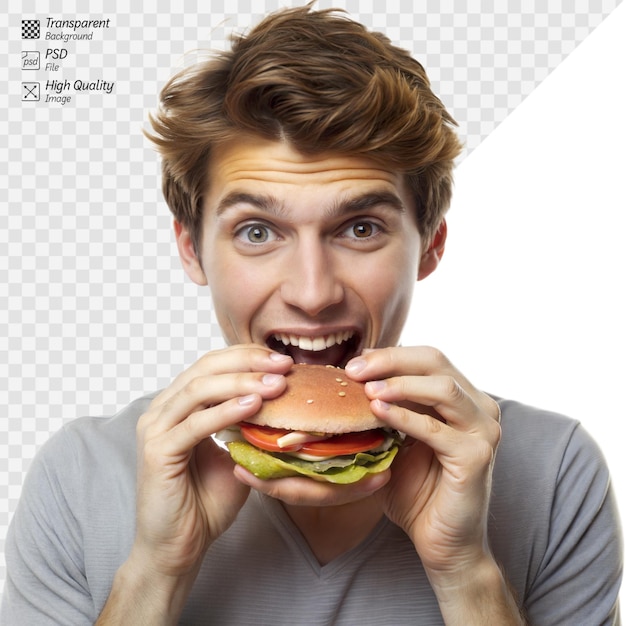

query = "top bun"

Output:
[[247, 363, 385, 433]]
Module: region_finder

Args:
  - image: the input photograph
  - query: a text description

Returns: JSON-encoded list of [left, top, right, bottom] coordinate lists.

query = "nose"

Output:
[[279, 240, 345, 316]]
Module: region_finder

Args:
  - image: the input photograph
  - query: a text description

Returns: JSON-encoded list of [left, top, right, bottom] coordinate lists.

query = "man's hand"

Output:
[[345, 346, 525, 625], [97, 345, 292, 624]]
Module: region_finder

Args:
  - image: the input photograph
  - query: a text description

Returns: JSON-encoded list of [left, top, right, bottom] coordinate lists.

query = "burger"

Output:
[[216, 363, 404, 484]]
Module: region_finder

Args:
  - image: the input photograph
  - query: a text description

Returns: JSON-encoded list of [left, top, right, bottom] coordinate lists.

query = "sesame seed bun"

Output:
[[246, 363, 385, 433]]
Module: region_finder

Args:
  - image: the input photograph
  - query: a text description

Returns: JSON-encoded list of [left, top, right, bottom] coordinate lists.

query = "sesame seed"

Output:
[[307, 399, 314, 404], [340, 381, 348, 386], [338, 391, 346, 397]]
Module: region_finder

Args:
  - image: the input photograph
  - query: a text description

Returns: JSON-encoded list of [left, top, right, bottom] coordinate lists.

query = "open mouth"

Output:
[[266, 330, 360, 367]]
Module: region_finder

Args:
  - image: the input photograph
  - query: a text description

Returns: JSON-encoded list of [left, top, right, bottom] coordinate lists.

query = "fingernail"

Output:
[[238, 394, 257, 406], [262, 373, 283, 385], [269, 352, 292, 362], [345, 358, 367, 375], [365, 380, 387, 394], [373, 398, 391, 411]]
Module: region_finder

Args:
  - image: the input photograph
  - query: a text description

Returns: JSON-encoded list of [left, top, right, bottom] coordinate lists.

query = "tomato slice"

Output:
[[301, 430, 385, 456], [239, 424, 300, 452], [239, 423, 385, 457]]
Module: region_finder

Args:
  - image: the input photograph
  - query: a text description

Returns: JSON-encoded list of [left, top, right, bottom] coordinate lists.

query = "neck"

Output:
[[283, 496, 385, 565]]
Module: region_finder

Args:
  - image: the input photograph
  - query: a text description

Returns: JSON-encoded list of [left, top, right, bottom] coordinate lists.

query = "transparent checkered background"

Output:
[[1, 0, 622, 593]]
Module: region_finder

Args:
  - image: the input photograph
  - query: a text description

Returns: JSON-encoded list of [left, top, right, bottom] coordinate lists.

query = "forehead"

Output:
[[205, 136, 410, 207]]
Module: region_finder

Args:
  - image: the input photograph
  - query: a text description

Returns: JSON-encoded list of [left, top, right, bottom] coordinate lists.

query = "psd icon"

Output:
[[22, 19, 40, 39], [22, 51, 40, 70]]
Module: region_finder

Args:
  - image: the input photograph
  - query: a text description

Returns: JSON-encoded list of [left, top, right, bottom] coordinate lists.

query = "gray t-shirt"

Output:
[[1, 394, 622, 625]]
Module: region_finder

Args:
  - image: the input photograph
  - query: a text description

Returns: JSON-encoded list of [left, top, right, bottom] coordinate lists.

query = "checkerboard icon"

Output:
[[22, 19, 40, 39]]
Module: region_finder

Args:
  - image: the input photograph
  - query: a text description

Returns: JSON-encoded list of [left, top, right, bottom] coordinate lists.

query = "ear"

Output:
[[417, 219, 447, 281], [174, 220, 208, 286]]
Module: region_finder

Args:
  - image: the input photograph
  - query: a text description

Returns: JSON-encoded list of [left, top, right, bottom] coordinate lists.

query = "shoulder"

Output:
[[22, 392, 158, 513], [38, 392, 156, 467], [494, 397, 608, 486], [491, 396, 611, 519], [497, 397, 580, 444]]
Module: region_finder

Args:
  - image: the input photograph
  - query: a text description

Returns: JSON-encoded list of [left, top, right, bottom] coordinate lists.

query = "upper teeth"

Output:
[[274, 331, 354, 352]]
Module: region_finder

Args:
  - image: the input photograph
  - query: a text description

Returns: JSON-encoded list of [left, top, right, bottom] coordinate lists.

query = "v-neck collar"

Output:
[[254, 491, 391, 579]]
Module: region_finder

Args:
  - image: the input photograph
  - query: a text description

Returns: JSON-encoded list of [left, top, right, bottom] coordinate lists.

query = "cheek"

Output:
[[358, 246, 419, 341], [374, 265, 415, 319], [205, 256, 275, 343]]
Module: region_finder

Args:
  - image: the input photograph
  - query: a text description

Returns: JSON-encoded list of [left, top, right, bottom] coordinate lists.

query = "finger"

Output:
[[233, 466, 391, 507], [365, 374, 486, 428], [349, 347, 498, 421], [347, 346, 462, 382], [139, 370, 288, 438], [157, 395, 266, 459], [151, 344, 293, 408], [371, 399, 501, 460]]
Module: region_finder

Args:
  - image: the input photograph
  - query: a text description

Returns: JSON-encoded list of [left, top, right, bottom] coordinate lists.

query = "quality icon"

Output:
[[22, 82, 40, 101]]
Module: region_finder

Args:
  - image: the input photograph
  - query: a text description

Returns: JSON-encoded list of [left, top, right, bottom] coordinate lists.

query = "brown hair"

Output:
[[146, 5, 462, 252]]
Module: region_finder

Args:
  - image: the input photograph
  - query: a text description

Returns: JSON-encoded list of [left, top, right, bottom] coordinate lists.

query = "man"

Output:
[[2, 6, 622, 624]]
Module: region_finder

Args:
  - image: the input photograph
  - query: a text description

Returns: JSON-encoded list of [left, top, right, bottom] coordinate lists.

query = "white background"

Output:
[[403, 3, 626, 579]]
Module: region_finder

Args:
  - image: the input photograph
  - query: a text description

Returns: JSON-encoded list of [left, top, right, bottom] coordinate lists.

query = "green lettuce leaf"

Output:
[[227, 440, 398, 484]]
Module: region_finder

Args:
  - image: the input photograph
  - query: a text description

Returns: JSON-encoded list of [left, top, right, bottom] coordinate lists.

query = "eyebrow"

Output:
[[325, 191, 407, 217], [215, 190, 407, 218], [215, 192, 286, 217]]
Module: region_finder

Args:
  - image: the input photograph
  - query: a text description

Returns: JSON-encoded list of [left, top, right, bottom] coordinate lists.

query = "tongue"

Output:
[[288, 343, 351, 366]]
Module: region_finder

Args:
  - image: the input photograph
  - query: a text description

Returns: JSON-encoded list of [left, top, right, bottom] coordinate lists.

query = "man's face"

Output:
[[177, 136, 438, 366]]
